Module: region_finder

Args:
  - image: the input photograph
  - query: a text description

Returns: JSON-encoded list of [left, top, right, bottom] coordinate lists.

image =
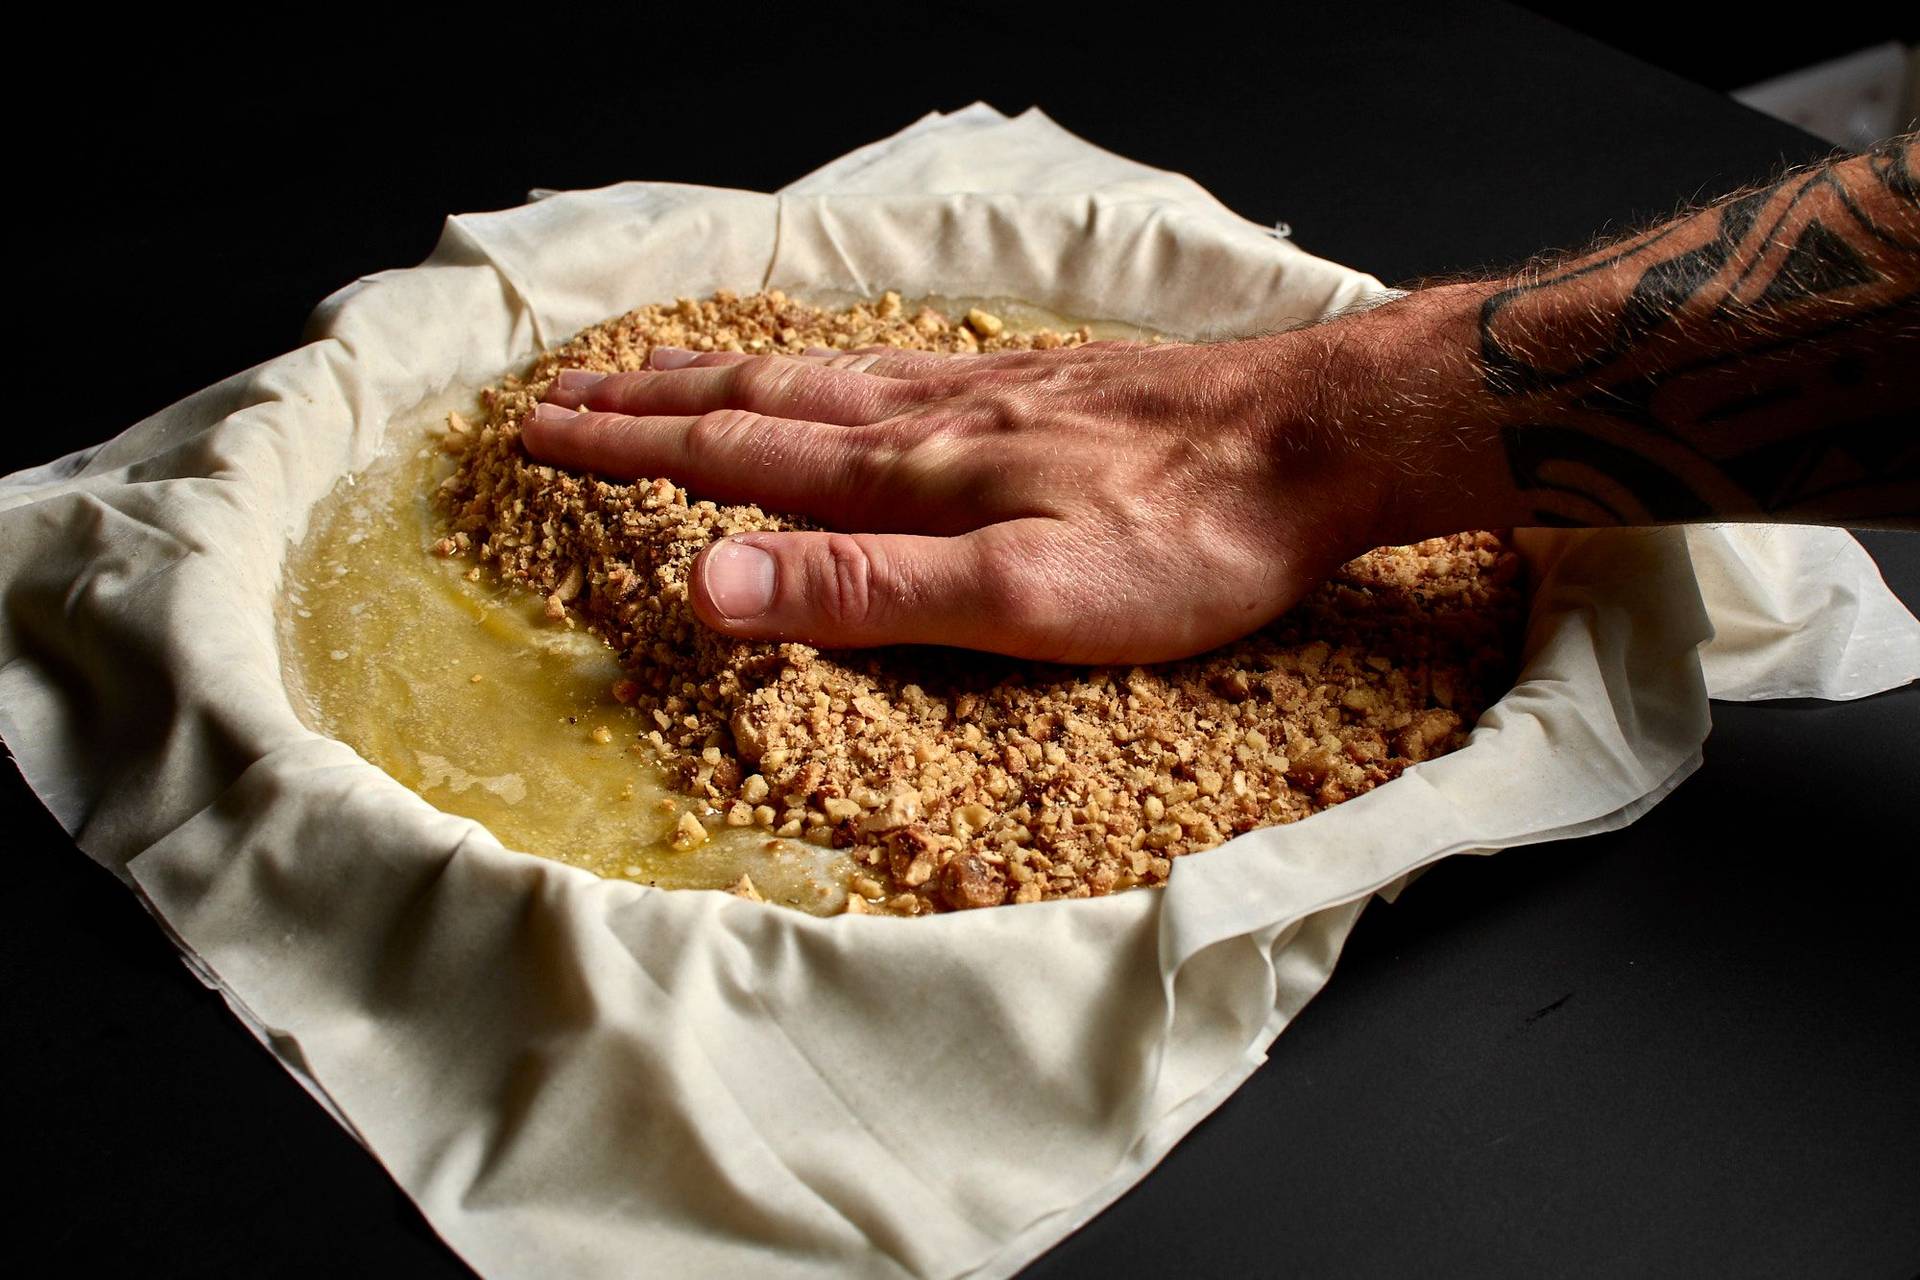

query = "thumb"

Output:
[[689, 524, 1069, 657]]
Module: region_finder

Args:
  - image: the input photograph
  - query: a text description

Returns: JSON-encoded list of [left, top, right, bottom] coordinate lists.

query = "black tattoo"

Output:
[[1477, 133, 1920, 526], [1753, 218, 1877, 305], [1500, 423, 1715, 524]]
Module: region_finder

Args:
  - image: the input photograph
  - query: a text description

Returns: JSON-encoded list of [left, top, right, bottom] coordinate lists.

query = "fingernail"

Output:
[[552, 369, 607, 397], [703, 540, 775, 620], [650, 346, 698, 370], [531, 402, 577, 425], [803, 345, 838, 358]]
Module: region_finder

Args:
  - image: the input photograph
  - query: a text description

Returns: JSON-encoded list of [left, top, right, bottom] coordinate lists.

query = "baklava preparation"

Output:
[[283, 289, 1525, 915]]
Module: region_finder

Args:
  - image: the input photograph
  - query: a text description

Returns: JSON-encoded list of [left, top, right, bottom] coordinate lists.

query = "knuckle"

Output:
[[732, 356, 800, 405], [977, 390, 1040, 436], [890, 428, 956, 484], [685, 408, 759, 461], [808, 533, 883, 628], [727, 358, 775, 401]]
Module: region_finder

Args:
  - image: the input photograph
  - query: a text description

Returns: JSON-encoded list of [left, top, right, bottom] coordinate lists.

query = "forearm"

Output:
[[1315, 133, 1920, 540]]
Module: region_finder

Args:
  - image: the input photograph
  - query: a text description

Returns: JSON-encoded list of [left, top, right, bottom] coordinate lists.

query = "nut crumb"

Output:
[[435, 291, 1522, 913], [671, 810, 709, 851], [965, 307, 1004, 338]]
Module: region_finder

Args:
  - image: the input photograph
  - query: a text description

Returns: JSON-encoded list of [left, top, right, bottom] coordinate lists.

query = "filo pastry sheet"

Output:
[[2, 106, 1916, 1280]]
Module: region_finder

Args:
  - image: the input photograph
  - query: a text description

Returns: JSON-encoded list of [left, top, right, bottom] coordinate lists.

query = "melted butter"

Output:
[[279, 426, 857, 914]]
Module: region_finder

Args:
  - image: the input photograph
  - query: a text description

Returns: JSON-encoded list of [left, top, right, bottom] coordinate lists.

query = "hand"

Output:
[[527, 334, 1404, 664]]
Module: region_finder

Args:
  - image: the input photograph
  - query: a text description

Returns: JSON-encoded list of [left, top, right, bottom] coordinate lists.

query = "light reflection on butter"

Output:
[[413, 753, 529, 806]]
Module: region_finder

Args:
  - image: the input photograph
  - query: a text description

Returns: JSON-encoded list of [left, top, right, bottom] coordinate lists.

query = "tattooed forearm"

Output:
[[1320, 133, 1920, 543], [1471, 133, 1919, 527]]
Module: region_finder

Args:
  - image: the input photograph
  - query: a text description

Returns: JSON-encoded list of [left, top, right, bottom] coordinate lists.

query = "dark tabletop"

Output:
[[8, 6, 1917, 1277]]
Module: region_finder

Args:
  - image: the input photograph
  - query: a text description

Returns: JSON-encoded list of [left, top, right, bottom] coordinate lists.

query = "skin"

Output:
[[529, 133, 1919, 664]]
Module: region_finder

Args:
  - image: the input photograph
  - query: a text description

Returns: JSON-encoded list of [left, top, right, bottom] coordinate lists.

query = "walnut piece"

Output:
[[434, 291, 1524, 914]]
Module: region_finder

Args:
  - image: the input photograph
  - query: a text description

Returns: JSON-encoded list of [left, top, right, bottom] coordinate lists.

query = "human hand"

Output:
[[526, 132, 1920, 663], [526, 333, 1409, 664]]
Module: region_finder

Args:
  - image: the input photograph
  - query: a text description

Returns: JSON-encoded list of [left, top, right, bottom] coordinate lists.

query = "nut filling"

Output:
[[435, 290, 1525, 913]]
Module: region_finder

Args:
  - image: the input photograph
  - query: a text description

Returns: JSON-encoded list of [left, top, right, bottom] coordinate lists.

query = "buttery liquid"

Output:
[[278, 420, 859, 913]]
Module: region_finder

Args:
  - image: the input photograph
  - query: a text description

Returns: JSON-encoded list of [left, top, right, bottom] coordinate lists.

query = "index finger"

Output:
[[643, 339, 1148, 380]]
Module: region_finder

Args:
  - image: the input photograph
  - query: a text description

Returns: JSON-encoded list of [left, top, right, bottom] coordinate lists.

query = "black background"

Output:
[[7, 5, 1917, 1277], [1520, 2, 1913, 90]]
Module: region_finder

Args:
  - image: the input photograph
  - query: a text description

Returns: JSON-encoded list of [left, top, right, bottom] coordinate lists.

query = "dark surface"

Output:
[[1516, 3, 1915, 91], [7, 6, 1916, 1278]]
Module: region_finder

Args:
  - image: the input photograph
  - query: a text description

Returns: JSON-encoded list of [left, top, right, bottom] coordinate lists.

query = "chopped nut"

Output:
[[939, 852, 1006, 910], [964, 307, 1004, 338], [431, 290, 1520, 914], [861, 786, 920, 834], [1210, 669, 1252, 700], [670, 811, 708, 851]]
